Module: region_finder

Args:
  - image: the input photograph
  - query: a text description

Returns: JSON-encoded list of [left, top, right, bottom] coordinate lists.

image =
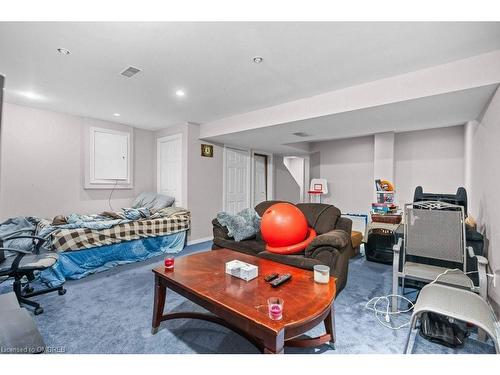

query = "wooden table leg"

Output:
[[263, 330, 285, 354], [324, 303, 336, 345], [151, 274, 166, 334]]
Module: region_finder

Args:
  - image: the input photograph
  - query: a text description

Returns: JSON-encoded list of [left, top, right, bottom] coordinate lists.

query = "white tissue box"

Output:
[[225, 260, 259, 281]]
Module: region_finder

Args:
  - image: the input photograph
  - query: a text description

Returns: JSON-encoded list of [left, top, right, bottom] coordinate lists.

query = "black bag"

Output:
[[419, 312, 469, 348]]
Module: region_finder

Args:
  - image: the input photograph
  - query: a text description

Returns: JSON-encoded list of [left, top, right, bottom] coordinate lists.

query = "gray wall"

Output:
[[470, 87, 500, 312], [310, 135, 375, 214], [310, 151, 321, 180], [394, 125, 465, 207], [0, 104, 223, 243], [186, 124, 223, 242], [274, 155, 301, 203], [0, 103, 155, 219], [309, 126, 465, 215]]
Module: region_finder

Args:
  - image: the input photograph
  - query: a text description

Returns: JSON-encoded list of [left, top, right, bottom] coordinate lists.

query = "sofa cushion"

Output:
[[257, 251, 324, 271], [213, 238, 265, 256], [296, 203, 341, 234], [254, 200, 288, 217]]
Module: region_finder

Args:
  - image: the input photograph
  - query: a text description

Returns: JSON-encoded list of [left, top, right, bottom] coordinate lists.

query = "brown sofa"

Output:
[[212, 201, 354, 296]]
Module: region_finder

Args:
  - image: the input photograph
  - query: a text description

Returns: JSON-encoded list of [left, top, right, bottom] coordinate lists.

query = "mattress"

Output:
[[41, 211, 190, 252], [40, 231, 187, 287]]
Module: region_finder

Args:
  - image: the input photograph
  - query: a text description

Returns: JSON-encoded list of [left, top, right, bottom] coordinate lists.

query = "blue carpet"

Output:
[[2, 242, 496, 354]]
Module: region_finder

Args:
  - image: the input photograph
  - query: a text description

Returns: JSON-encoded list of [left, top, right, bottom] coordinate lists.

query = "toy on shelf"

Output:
[[308, 178, 328, 203], [375, 179, 394, 191], [371, 179, 402, 224]]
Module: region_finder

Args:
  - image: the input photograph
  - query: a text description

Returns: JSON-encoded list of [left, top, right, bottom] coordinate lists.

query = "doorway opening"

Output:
[[253, 153, 268, 206]]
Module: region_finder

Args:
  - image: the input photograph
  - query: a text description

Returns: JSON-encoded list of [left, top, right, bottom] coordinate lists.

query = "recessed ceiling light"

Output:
[[19, 91, 44, 101], [113, 113, 121, 117], [57, 47, 71, 55], [253, 56, 263, 64], [175, 90, 185, 97]]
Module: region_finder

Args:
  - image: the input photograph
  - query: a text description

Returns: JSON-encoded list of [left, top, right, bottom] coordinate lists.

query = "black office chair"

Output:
[[0, 231, 66, 315]]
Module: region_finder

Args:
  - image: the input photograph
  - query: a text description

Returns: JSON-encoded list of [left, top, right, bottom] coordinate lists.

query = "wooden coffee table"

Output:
[[151, 248, 336, 354]]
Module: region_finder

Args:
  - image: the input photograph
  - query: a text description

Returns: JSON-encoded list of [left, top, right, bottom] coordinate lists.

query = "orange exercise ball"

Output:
[[261, 203, 308, 247]]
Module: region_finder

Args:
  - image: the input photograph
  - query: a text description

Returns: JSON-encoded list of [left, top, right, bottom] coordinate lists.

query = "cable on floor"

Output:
[[365, 268, 479, 330]]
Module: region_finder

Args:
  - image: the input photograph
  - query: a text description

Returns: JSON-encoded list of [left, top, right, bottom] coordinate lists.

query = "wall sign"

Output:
[[201, 144, 214, 157]]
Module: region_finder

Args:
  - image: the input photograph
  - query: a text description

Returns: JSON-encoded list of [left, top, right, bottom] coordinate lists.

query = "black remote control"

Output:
[[270, 273, 292, 288], [264, 273, 279, 282]]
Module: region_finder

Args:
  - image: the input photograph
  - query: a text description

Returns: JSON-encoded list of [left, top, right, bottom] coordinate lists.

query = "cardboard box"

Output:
[[225, 260, 259, 281]]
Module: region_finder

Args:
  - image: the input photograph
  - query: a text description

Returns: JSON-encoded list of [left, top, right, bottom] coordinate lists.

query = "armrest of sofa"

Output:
[[211, 218, 233, 241], [304, 229, 350, 257], [335, 217, 352, 235]]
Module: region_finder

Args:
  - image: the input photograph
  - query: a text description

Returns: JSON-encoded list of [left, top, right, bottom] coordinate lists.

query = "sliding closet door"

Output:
[[157, 134, 183, 207]]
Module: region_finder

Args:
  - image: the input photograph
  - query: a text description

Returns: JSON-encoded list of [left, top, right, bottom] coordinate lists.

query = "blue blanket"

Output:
[[40, 231, 186, 287], [0, 216, 37, 251]]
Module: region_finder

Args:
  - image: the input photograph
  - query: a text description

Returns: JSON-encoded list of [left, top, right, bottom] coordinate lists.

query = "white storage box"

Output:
[[225, 260, 259, 281]]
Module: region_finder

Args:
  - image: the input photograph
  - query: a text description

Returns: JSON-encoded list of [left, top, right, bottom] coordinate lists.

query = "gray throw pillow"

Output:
[[217, 208, 261, 242]]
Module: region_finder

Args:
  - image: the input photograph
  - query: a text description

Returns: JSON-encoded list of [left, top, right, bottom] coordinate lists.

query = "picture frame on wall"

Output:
[[201, 144, 214, 157]]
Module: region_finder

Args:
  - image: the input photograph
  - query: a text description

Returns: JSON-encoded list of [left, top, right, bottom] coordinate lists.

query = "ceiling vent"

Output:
[[293, 132, 311, 137], [120, 66, 142, 78]]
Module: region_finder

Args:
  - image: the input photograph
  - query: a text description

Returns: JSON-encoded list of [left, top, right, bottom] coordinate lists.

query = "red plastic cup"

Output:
[[164, 257, 175, 270]]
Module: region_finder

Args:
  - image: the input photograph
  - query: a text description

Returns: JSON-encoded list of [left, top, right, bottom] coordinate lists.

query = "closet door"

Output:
[[253, 154, 268, 206], [224, 147, 250, 214], [157, 134, 183, 206]]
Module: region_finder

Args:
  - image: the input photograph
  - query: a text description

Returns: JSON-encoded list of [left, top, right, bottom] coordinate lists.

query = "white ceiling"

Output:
[[206, 84, 498, 154], [1, 22, 500, 130]]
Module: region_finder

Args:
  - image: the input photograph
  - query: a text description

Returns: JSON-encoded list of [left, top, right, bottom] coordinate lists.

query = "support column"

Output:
[[464, 120, 478, 215], [373, 132, 395, 200]]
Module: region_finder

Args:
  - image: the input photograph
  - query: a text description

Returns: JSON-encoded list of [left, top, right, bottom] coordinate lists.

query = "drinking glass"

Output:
[[313, 265, 330, 284], [164, 256, 175, 270], [267, 297, 284, 320]]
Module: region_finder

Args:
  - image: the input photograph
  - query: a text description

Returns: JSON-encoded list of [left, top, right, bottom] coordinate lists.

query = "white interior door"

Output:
[[225, 147, 250, 214], [157, 134, 182, 206], [253, 154, 267, 206]]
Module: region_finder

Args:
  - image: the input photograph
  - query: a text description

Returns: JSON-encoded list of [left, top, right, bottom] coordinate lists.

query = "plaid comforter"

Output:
[[38, 210, 190, 252]]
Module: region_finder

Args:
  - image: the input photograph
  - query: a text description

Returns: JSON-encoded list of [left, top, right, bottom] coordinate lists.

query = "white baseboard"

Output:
[[187, 236, 213, 246]]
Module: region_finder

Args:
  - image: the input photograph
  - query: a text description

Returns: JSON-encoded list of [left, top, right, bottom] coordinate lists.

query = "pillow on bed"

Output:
[[151, 194, 175, 210], [133, 192, 175, 210]]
